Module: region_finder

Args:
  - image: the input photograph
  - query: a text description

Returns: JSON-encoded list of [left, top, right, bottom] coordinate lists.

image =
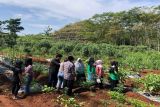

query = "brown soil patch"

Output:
[[140, 69, 160, 77], [0, 95, 21, 107], [36, 74, 48, 85]]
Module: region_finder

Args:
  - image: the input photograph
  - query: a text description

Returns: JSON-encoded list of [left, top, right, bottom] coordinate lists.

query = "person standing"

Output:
[[87, 57, 96, 82], [75, 58, 85, 83], [0, 60, 23, 99], [63, 56, 75, 96], [24, 58, 33, 96], [108, 61, 119, 90], [96, 60, 104, 89], [56, 58, 68, 91], [48, 54, 62, 87]]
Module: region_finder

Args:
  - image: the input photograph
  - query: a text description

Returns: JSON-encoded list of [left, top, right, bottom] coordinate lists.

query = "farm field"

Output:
[[1, 35, 160, 107], [0, 69, 160, 107], [0, 3, 160, 107]]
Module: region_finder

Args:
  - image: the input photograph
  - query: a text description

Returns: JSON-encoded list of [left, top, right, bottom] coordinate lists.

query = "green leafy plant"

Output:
[[128, 98, 154, 107], [114, 83, 124, 93], [137, 74, 160, 93], [56, 95, 84, 107], [80, 81, 95, 89], [42, 85, 55, 93], [108, 91, 126, 103], [33, 63, 48, 74]]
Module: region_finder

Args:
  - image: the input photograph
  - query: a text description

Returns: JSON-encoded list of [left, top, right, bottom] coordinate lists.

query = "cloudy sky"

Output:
[[0, 0, 159, 34]]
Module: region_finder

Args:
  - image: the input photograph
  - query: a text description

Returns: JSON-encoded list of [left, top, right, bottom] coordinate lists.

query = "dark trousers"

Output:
[[12, 81, 20, 96], [25, 75, 32, 95], [109, 78, 118, 90], [48, 72, 58, 87], [63, 79, 74, 96], [77, 74, 86, 82]]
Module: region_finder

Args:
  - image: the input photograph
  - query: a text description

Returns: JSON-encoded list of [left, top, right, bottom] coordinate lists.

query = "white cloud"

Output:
[[12, 13, 32, 20], [0, 0, 159, 34], [28, 23, 53, 29], [0, 0, 159, 20]]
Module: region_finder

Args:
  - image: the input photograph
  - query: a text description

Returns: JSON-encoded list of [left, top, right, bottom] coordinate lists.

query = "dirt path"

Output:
[[0, 93, 58, 107], [0, 95, 21, 107]]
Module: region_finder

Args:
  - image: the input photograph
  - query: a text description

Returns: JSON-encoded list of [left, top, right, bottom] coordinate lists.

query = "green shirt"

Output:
[[109, 68, 119, 80], [87, 64, 95, 74]]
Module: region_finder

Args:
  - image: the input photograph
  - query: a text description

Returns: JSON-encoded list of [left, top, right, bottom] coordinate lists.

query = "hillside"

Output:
[[54, 6, 160, 46]]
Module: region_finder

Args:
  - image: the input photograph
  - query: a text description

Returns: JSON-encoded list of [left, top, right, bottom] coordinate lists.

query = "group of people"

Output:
[[48, 54, 119, 96], [0, 53, 120, 99], [0, 58, 33, 99]]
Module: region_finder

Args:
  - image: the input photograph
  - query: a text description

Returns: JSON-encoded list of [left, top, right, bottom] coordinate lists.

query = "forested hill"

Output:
[[54, 6, 160, 46]]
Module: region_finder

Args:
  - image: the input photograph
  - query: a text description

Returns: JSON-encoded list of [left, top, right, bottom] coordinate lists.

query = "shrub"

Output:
[[138, 74, 160, 93], [37, 41, 51, 49], [82, 46, 90, 57], [63, 44, 74, 53], [33, 63, 48, 74], [128, 98, 154, 107], [80, 81, 95, 89], [108, 91, 126, 103]]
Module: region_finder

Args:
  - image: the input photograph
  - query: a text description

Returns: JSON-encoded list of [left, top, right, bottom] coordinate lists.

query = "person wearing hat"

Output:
[[75, 58, 85, 83], [96, 60, 104, 89]]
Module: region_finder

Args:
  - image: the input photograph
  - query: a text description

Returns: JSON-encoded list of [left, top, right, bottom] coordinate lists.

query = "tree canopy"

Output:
[[54, 6, 160, 47]]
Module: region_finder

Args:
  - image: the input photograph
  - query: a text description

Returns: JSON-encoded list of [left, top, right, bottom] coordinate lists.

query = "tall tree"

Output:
[[5, 18, 24, 48]]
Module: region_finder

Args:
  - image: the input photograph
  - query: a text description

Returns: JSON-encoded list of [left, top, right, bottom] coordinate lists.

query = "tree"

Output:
[[0, 20, 7, 47], [44, 26, 52, 36], [5, 18, 24, 48]]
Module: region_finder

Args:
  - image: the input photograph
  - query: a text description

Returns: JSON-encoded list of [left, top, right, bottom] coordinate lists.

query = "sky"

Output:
[[0, 0, 159, 34]]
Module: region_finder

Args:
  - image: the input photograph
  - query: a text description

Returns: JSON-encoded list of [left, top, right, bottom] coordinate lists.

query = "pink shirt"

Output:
[[96, 65, 104, 77], [25, 65, 33, 76]]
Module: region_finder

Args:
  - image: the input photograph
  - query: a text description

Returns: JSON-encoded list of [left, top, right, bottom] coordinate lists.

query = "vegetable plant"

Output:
[[137, 74, 160, 93], [56, 95, 84, 107], [42, 85, 55, 93]]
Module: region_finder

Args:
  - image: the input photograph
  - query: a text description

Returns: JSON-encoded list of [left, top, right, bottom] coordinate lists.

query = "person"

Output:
[[56, 58, 68, 92], [48, 54, 62, 87], [63, 56, 75, 96], [87, 57, 96, 82], [0, 60, 23, 99], [75, 58, 85, 83], [108, 61, 119, 90], [24, 58, 33, 96], [96, 60, 104, 89]]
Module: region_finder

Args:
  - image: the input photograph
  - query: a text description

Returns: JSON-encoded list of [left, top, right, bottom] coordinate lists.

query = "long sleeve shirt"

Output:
[[63, 61, 75, 80], [49, 58, 60, 74]]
